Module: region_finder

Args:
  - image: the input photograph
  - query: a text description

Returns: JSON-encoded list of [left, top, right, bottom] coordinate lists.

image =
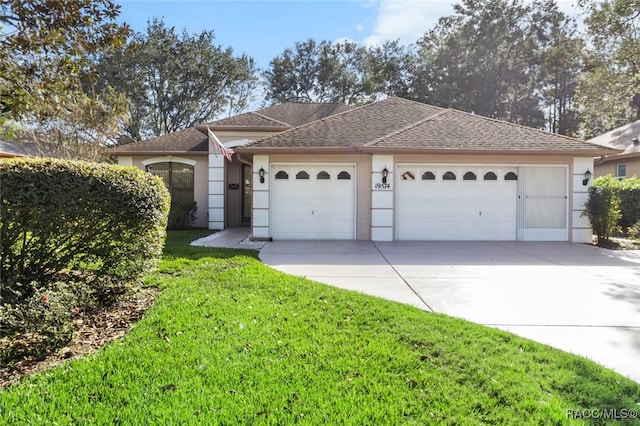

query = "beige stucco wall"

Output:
[[595, 157, 640, 179], [250, 152, 591, 242], [261, 153, 372, 240], [118, 154, 209, 228]]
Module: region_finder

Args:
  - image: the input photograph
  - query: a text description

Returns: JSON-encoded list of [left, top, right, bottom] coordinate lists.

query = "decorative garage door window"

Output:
[[463, 172, 477, 180], [401, 171, 415, 180], [275, 171, 289, 179], [484, 172, 498, 180], [422, 171, 436, 180], [443, 171, 456, 180], [317, 171, 330, 180], [337, 171, 351, 180], [296, 171, 310, 179], [505, 172, 518, 180]]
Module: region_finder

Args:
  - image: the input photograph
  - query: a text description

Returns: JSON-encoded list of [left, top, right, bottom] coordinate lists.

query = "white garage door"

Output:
[[271, 164, 356, 240], [396, 165, 518, 240]]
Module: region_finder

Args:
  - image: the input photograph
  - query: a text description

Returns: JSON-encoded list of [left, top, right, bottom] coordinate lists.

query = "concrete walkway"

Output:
[[196, 230, 640, 382]]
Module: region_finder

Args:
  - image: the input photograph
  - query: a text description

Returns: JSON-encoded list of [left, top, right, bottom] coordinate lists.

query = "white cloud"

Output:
[[364, 0, 454, 47], [364, 0, 581, 48]]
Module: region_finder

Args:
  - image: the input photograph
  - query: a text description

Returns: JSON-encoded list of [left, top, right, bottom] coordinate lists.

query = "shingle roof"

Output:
[[0, 140, 30, 157], [587, 119, 640, 156], [113, 127, 208, 154], [239, 97, 617, 154], [114, 102, 354, 154], [241, 97, 443, 149]]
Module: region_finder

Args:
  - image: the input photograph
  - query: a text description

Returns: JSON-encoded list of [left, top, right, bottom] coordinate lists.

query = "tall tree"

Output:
[[263, 39, 413, 105], [0, 0, 129, 122], [577, 0, 640, 137], [533, 0, 582, 136], [413, 0, 546, 128], [94, 18, 258, 140]]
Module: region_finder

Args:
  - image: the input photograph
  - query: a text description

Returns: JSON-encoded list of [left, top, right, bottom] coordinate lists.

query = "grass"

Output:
[[0, 230, 638, 425]]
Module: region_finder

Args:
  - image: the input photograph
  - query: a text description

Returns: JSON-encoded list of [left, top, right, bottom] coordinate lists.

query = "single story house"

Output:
[[589, 119, 640, 179], [115, 97, 617, 243]]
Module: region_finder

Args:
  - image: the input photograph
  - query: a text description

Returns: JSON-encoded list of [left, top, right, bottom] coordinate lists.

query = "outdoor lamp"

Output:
[[382, 167, 389, 184], [259, 167, 265, 184], [583, 169, 592, 186]]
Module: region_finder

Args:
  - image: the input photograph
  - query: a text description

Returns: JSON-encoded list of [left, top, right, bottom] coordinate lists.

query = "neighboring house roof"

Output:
[[238, 97, 617, 155], [0, 139, 38, 157], [589, 119, 640, 164], [113, 102, 354, 155]]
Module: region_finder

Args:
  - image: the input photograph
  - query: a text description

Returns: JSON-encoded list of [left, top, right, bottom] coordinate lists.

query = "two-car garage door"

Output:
[[271, 164, 356, 240], [396, 165, 568, 241], [397, 165, 518, 240]]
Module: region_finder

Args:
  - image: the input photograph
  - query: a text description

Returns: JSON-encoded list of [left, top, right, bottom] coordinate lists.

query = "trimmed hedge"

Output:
[[583, 175, 640, 245], [1, 158, 170, 303], [619, 177, 640, 231], [584, 176, 621, 245]]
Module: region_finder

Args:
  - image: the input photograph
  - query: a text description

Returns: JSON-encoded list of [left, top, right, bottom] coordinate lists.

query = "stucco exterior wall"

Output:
[[118, 154, 208, 228], [595, 157, 640, 179], [249, 152, 592, 243], [251, 153, 372, 240]]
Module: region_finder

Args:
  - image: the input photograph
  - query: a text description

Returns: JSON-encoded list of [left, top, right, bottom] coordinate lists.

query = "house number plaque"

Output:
[[375, 182, 391, 190]]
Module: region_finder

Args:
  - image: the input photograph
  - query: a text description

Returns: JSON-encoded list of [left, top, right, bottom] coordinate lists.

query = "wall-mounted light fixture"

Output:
[[382, 167, 389, 184], [582, 169, 592, 186], [633, 137, 639, 146], [259, 167, 265, 184]]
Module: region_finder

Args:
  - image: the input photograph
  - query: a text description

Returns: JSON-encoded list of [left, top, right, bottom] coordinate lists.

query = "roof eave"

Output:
[[195, 124, 291, 133], [236, 146, 620, 156], [112, 150, 208, 156], [595, 150, 640, 164]]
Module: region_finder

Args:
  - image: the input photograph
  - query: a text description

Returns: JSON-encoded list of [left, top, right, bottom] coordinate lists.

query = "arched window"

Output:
[[443, 171, 456, 181], [504, 172, 518, 181], [275, 171, 289, 180], [337, 171, 351, 180], [463, 172, 477, 181], [422, 171, 436, 180], [317, 171, 330, 180], [146, 162, 195, 208], [296, 171, 310, 180], [484, 172, 498, 181], [401, 171, 415, 180]]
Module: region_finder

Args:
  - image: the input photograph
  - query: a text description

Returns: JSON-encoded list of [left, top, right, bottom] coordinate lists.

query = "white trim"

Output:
[[142, 156, 197, 166]]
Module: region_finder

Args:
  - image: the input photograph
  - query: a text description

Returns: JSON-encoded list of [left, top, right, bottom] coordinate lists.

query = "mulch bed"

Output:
[[0, 286, 158, 389]]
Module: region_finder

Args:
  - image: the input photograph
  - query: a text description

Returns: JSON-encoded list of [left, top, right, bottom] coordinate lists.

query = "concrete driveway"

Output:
[[259, 240, 640, 383]]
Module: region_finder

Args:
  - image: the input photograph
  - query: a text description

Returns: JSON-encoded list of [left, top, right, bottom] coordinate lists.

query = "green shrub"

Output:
[[583, 175, 621, 245], [619, 176, 640, 231], [167, 201, 198, 230], [0, 158, 170, 361]]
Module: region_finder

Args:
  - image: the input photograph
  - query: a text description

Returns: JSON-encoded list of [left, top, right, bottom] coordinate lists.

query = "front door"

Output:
[[242, 163, 252, 224]]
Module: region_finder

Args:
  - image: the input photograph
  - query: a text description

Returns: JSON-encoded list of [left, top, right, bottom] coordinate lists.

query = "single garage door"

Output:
[[396, 165, 518, 240], [271, 164, 356, 240]]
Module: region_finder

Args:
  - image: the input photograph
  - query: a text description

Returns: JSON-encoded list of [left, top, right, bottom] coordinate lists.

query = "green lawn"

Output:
[[1, 230, 638, 425]]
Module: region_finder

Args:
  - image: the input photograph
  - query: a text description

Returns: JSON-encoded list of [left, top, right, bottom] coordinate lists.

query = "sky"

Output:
[[116, 0, 580, 71]]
